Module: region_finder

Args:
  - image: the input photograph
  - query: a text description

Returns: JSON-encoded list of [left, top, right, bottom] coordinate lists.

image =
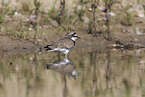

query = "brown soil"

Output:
[[0, 35, 37, 54], [1, 30, 145, 55]]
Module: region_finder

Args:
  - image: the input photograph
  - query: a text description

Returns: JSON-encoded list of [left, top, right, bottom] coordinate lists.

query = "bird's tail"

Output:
[[44, 45, 52, 51]]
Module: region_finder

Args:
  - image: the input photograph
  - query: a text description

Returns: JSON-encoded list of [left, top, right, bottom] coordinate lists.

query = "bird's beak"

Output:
[[77, 36, 80, 39]]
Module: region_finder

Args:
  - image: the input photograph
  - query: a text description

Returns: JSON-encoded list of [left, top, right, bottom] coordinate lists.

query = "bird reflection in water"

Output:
[[46, 58, 77, 80]]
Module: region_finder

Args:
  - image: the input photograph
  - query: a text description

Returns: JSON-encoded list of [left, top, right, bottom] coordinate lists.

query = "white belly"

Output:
[[49, 48, 71, 54]]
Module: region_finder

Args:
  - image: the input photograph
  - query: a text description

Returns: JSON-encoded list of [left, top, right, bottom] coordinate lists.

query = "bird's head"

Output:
[[66, 32, 80, 41]]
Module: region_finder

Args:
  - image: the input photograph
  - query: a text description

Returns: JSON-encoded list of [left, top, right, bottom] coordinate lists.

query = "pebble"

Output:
[[136, 27, 143, 35], [108, 12, 116, 16], [134, 39, 139, 41]]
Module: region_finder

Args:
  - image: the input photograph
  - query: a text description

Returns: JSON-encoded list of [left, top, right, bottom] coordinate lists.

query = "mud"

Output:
[[1, 31, 145, 56]]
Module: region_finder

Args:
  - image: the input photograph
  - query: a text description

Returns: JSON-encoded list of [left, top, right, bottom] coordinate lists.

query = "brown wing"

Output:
[[49, 37, 74, 49]]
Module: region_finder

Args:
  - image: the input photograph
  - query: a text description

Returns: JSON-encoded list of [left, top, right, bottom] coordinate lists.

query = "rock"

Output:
[[127, 4, 144, 17], [88, 8, 92, 12], [136, 18, 144, 23], [49, 19, 58, 26], [30, 15, 37, 19], [14, 12, 18, 16], [82, 17, 89, 23], [77, 5, 86, 10], [108, 12, 116, 16], [121, 0, 137, 8], [97, 17, 106, 21], [121, 28, 133, 33], [121, 28, 127, 33], [52, 20, 58, 26], [29, 28, 32, 31], [134, 39, 139, 41], [135, 27, 143, 35], [12, 12, 27, 21], [77, 5, 82, 10]]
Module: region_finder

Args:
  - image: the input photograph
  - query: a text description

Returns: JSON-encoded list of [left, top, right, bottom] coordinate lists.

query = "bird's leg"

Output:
[[58, 52, 60, 60], [65, 53, 68, 59]]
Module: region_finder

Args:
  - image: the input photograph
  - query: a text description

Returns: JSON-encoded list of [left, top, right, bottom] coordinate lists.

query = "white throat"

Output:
[[71, 37, 77, 41]]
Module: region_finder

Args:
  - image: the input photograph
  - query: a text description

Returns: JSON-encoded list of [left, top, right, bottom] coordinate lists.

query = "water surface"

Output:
[[0, 48, 145, 97]]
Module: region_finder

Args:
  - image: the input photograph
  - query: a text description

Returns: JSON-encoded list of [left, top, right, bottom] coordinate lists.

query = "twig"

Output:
[[92, 4, 97, 36], [59, 0, 65, 25]]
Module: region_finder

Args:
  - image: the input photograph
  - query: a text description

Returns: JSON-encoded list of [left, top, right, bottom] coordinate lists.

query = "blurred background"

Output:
[[0, 0, 145, 97]]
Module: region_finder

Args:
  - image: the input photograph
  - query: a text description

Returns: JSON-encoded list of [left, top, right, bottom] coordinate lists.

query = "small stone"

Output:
[[83, 17, 89, 23], [77, 5, 82, 10], [30, 15, 37, 19], [135, 27, 143, 35], [121, 28, 127, 33], [136, 18, 144, 23], [29, 57, 33, 60], [88, 8, 92, 11], [134, 39, 139, 41], [108, 12, 116, 16], [127, 4, 144, 17], [14, 12, 18, 16], [53, 20, 58, 25], [39, 52, 42, 54], [29, 28, 32, 31], [37, 39, 41, 42]]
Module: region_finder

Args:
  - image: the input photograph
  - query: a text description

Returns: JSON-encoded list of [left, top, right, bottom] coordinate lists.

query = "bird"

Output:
[[44, 32, 80, 58]]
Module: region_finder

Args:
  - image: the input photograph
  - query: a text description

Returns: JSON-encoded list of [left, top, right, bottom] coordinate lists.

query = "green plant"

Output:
[[88, 20, 93, 34], [74, 4, 85, 22], [22, 1, 30, 11], [120, 12, 135, 26], [34, 0, 42, 18], [28, 0, 42, 42], [0, 3, 9, 24], [86, 0, 99, 35]]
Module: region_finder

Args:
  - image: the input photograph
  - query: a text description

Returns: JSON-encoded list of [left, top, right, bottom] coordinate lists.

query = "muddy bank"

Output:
[[0, 35, 37, 54], [0, 33, 107, 55], [1, 31, 145, 55]]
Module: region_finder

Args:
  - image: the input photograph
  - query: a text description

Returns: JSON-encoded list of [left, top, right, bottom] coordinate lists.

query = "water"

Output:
[[0, 48, 145, 97]]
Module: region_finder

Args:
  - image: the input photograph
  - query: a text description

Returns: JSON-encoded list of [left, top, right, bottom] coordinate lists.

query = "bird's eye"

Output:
[[71, 34, 74, 36]]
